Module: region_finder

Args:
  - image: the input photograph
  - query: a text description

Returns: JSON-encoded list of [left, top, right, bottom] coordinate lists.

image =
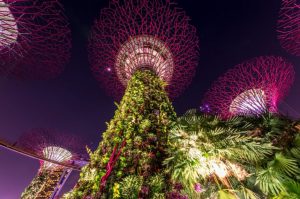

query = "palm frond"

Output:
[[236, 185, 261, 199], [293, 134, 300, 147], [167, 110, 283, 198], [290, 147, 300, 160], [269, 153, 300, 177], [256, 168, 286, 196], [284, 180, 300, 197], [226, 116, 255, 131]]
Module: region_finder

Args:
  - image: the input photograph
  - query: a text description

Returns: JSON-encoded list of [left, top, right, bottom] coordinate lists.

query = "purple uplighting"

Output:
[[0, 0, 71, 80], [88, 0, 199, 99], [277, 0, 300, 56], [1, 0, 300, 198], [0, 0, 34, 74], [18, 128, 86, 169], [203, 56, 295, 118]]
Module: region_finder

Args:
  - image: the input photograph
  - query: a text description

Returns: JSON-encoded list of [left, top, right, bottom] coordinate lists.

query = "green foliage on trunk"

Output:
[[21, 170, 50, 199], [165, 110, 300, 198], [65, 70, 176, 198]]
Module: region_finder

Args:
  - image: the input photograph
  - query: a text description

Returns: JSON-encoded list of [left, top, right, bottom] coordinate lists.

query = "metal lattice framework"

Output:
[[203, 56, 295, 118], [18, 128, 85, 171], [89, 0, 199, 98], [0, 0, 71, 79], [277, 0, 300, 56], [0, 0, 31, 73]]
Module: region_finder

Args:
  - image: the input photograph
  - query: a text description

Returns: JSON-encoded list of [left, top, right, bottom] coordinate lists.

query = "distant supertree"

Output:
[[65, 0, 198, 198], [277, 0, 300, 56], [0, 0, 31, 71], [19, 128, 86, 199], [89, 0, 198, 99], [203, 56, 295, 118], [0, 0, 71, 79]]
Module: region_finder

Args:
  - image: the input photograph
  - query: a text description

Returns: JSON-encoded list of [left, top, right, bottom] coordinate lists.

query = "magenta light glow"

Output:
[[203, 56, 295, 118], [277, 0, 300, 56], [0, 0, 71, 79], [0, 0, 31, 73], [89, 0, 199, 98], [18, 128, 85, 171]]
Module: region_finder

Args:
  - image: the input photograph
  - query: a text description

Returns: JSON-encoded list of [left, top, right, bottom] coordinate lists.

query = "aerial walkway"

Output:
[[0, 138, 88, 171]]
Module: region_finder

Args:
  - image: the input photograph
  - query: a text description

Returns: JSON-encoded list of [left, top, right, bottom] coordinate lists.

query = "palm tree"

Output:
[[165, 110, 300, 198], [242, 113, 300, 197], [164, 110, 275, 198]]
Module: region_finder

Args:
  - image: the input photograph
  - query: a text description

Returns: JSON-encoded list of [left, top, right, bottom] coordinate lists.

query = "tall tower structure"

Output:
[[19, 129, 86, 199], [65, 0, 199, 198]]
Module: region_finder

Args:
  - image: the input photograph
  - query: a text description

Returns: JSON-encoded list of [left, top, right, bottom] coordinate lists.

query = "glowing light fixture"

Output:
[[116, 35, 174, 86], [229, 89, 266, 115], [0, 1, 18, 47], [203, 56, 294, 118], [42, 146, 72, 169]]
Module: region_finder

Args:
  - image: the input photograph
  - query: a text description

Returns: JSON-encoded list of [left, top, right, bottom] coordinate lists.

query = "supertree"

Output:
[[18, 128, 86, 199], [65, 0, 199, 198], [89, 0, 198, 99], [277, 0, 300, 56], [202, 56, 295, 118], [0, 0, 71, 79], [0, 0, 29, 70]]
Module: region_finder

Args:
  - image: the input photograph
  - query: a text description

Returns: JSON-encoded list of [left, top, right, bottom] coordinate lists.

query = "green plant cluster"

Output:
[[165, 110, 300, 198], [21, 170, 49, 199], [63, 71, 300, 199], [65, 70, 176, 198]]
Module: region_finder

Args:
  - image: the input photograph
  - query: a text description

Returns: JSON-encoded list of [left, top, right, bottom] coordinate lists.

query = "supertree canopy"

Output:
[[202, 56, 295, 118], [0, 1, 18, 47], [19, 128, 85, 199], [0, 0, 71, 79], [277, 0, 300, 56], [89, 0, 199, 98], [65, 0, 198, 197], [0, 0, 31, 72]]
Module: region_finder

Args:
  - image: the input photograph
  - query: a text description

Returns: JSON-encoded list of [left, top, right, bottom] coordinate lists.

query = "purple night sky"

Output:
[[1, 0, 300, 198]]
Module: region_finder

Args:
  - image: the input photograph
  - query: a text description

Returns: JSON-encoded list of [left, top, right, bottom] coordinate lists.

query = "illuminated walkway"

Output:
[[0, 138, 88, 171]]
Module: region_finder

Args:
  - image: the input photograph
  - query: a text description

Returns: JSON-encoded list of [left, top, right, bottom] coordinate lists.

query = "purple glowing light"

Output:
[[18, 128, 86, 170], [203, 56, 295, 118], [277, 0, 300, 56], [89, 0, 199, 99], [0, 0, 32, 72], [0, 0, 71, 79]]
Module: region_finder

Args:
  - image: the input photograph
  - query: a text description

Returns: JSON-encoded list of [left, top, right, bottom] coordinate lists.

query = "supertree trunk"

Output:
[[21, 168, 72, 199], [65, 70, 177, 198], [17, 129, 86, 199]]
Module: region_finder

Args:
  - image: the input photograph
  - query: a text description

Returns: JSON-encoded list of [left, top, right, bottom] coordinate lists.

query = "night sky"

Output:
[[1, 0, 300, 198]]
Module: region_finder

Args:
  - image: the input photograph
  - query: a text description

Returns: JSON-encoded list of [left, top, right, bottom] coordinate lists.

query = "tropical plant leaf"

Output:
[[218, 189, 237, 199], [256, 168, 286, 196], [166, 110, 278, 198], [270, 153, 300, 177], [290, 147, 300, 160], [293, 134, 300, 147], [284, 180, 300, 197], [119, 175, 143, 198], [236, 185, 261, 199]]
